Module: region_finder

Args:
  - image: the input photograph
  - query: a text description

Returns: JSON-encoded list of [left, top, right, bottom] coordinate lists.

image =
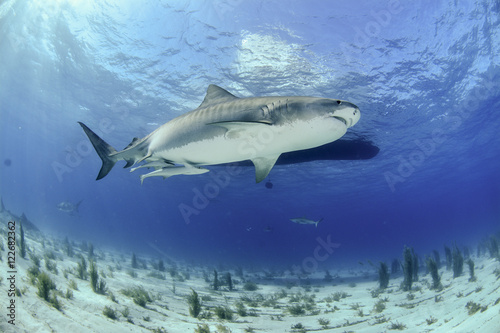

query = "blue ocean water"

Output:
[[0, 0, 499, 271]]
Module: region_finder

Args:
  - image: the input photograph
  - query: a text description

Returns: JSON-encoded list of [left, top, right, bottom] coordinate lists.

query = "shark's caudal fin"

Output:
[[78, 122, 118, 180]]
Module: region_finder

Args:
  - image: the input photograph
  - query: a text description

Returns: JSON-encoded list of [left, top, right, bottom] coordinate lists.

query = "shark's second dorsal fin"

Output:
[[198, 84, 239, 109], [124, 137, 140, 150]]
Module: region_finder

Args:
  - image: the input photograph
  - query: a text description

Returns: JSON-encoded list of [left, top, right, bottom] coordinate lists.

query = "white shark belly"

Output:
[[153, 134, 266, 165], [151, 117, 347, 166]]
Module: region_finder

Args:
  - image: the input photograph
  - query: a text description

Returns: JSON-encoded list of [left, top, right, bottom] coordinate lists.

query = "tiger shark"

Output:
[[79, 85, 360, 183]]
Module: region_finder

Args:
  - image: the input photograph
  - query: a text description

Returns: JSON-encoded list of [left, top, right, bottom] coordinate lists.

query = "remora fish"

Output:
[[79, 85, 360, 183], [139, 165, 209, 184], [57, 200, 83, 215], [290, 217, 324, 227]]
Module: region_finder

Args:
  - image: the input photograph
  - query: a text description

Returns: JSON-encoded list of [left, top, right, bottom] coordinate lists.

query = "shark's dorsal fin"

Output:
[[124, 137, 140, 150], [251, 154, 280, 183], [198, 85, 239, 109]]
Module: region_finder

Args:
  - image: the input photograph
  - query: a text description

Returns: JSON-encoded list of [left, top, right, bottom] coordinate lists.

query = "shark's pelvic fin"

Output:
[[78, 122, 118, 180], [251, 154, 280, 183]]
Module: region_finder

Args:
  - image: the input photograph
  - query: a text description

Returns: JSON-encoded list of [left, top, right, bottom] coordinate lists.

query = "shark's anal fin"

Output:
[[123, 160, 135, 168], [251, 154, 280, 183]]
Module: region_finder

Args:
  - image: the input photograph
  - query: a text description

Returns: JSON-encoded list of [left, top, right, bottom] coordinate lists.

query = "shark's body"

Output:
[[290, 217, 324, 227], [57, 200, 83, 215], [79, 85, 360, 183]]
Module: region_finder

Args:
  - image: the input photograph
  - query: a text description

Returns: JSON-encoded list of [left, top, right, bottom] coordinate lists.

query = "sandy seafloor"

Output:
[[1, 211, 499, 333]]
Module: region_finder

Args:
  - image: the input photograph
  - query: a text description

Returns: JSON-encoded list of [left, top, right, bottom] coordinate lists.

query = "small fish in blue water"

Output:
[[290, 217, 323, 227]]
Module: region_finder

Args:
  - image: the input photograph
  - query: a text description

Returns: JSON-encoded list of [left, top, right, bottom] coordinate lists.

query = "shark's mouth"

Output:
[[333, 116, 348, 127]]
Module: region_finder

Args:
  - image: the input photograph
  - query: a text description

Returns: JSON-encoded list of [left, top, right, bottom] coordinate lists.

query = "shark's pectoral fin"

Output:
[[251, 154, 280, 183], [208, 121, 272, 139]]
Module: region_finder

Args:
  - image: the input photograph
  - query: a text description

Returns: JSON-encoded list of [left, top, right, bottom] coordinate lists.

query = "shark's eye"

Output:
[[336, 100, 342, 105]]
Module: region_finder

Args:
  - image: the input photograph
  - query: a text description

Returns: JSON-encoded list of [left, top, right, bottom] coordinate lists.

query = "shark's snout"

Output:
[[331, 102, 360, 128], [348, 106, 361, 127]]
